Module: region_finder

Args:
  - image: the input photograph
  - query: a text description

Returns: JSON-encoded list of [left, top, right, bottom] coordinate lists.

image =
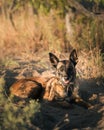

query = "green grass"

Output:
[[1, 58, 19, 69], [0, 78, 40, 130]]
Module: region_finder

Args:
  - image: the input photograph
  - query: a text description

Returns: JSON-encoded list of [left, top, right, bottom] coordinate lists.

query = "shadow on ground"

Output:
[[31, 78, 104, 130]]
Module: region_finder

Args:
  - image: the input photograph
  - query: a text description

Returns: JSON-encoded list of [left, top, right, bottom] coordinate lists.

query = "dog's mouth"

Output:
[[62, 77, 70, 85], [64, 79, 70, 84]]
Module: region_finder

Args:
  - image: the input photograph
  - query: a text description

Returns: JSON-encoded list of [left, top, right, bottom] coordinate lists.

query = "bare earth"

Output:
[[1, 52, 104, 130]]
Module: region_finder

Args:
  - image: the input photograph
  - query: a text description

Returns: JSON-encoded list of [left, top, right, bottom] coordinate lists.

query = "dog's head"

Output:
[[49, 49, 78, 88]]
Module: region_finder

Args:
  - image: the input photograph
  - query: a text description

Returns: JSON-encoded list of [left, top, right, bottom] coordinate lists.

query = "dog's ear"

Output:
[[70, 49, 78, 66], [49, 53, 59, 68]]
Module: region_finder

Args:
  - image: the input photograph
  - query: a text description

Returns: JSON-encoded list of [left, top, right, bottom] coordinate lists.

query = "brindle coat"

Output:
[[10, 76, 68, 101], [49, 49, 78, 97], [10, 49, 92, 109]]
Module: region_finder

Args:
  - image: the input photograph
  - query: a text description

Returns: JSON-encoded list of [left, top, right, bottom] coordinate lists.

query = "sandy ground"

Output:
[[1, 53, 104, 130]]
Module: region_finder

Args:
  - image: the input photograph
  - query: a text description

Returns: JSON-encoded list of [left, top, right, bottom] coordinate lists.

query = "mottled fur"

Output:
[[10, 49, 92, 108], [10, 76, 68, 101]]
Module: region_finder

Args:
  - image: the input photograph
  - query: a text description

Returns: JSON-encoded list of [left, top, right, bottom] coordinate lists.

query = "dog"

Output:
[[10, 49, 92, 108]]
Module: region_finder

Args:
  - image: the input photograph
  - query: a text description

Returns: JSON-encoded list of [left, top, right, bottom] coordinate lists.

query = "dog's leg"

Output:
[[48, 86, 55, 101], [70, 94, 93, 109]]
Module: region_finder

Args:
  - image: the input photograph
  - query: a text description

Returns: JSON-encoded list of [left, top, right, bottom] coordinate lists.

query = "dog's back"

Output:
[[10, 76, 68, 101], [10, 77, 46, 99]]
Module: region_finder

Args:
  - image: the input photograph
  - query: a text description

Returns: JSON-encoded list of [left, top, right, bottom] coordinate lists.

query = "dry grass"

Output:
[[76, 49, 104, 79], [0, 9, 104, 79], [0, 10, 66, 61], [0, 14, 36, 59]]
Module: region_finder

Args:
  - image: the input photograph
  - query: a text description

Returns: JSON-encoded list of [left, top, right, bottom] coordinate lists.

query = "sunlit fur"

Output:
[[10, 76, 68, 101]]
